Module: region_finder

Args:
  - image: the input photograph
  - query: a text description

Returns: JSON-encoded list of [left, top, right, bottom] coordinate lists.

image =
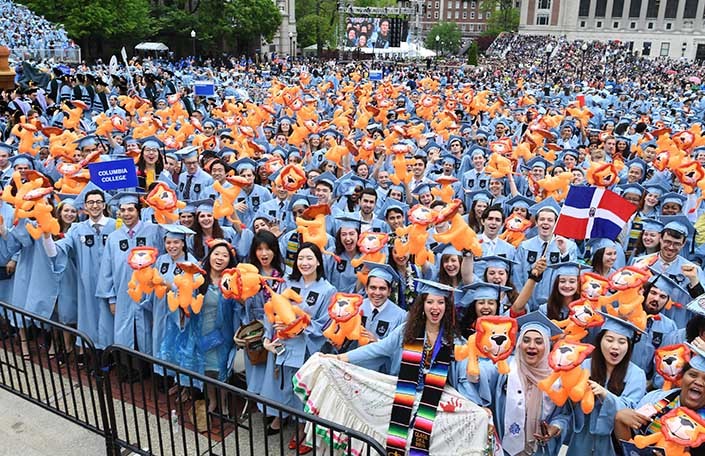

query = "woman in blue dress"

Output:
[[566, 315, 646, 455], [242, 230, 285, 395], [259, 242, 335, 452]]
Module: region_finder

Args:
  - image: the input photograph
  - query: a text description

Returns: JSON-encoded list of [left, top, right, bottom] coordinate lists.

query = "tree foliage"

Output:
[[480, 0, 519, 34], [467, 41, 478, 65], [424, 22, 461, 55]]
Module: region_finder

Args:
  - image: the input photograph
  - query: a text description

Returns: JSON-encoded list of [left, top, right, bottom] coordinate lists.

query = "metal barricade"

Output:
[[0, 301, 113, 454], [101, 345, 386, 456]]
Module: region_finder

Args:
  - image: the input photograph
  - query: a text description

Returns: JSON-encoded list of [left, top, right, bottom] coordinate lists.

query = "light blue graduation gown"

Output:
[[474, 236, 516, 279], [234, 184, 272, 228], [324, 251, 362, 293], [566, 359, 646, 456], [95, 221, 164, 353], [242, 276, 280, 395], [176, 168, 213, 201], [0, 202, 15, 303], [360, 298, 407, 341], [149, 253, 186, 359], [631, 312, 677, 376]]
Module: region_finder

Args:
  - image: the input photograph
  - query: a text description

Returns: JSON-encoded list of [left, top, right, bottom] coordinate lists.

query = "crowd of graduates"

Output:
[[1, 32, 705, 454]]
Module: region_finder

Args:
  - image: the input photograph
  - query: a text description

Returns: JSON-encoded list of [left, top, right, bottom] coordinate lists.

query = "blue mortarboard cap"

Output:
[[562, 149, 579, 160], [380, 199, 409, 219], [529, 197, 561, 217], [647, 269, 690, 296], [175, 146, 199, 161], [57, 194, 76, 207], [517, 311, 563, 338], [640, 140, 657, 151], [335, 171, 370, 197], [424, 141, 442, 152], [685, 343, 705, 372], [0, 143, 17, 155], [180, 200, 197, 214], [547, 261, 588, 276], [504, 195, 535, 210], [109, 191, 142, 207], [252, 211, 276, 226], [140, 135, 164, 150], [191, 198, 214, 214], [287, 194, 318, 212], [412, 182, 433, 196], [599, 312, 643, 339], [337, 215, 362, 230], [460, 281, 512, 303], [233, 157, 257, 173], [526, 156, 551, 170], [440, 153, 459, 166], [475, 129, 489, 139], [617, 183, 645, 196], [9, 153, 35, 168], [162, 223, 196, 240], [364, 261, 401, 284], [465, 189, 493, 203], [432, 243, 463, 256], [72, 181, 103, 210], [588, 238, 617, 252], [477, 255, 518, 271], [74, 135, 99, 149], [641, 217, 664, 232], [661, 215, 694, 237], [447, 135, 465, 146], [626, 158, 647, 175], [413, 278, 457, 297], [470, 146, 487, 158], [661, 192, 686, 208], [314, 171, 337, 189], [642, 181, 670, 197]]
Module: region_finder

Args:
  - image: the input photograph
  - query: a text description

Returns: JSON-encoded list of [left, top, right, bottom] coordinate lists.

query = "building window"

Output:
[[595, 0, 607, 16], [612, 0, 625, 16], [613, 21, 619, 27], [463, 11, 467, 17], [455, 0, 460, 8], [646, 0, 659, 17], [642, 41, 651, 56], [684, 0, 697, 17], [596, 20, 602, 26], [629, 0, 642, 17], [478, 12, 483, 18], [469, 23, 475, 30], [455, 10, 460, 17], [579, 0, 591, 16], [471, 1, 476, 7], [536, 14, 549, 23], [447, 10, 451, 17], [630, 21, 636, 27], [665, 22, 672, 28], [580, 20, 587, 26], [427, 12, 432, 17], [664, 0, 678, 17], [435, 1, 439, 8], [647, 21, 654, 28], [486, 11, 490, 17], [538, 0, 551, 8], [434, 11, 439, 18], [427, 1, 432, 7], [660, 42, 670, 56], [470, 11, 475, 17]]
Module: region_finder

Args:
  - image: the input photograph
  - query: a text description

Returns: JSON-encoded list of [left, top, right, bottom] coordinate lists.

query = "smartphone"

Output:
[[540, 421, 549, 437], [272, 339, 286, 356]]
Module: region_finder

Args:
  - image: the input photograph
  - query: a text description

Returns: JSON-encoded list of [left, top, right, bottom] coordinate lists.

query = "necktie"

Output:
[[93, 223, 101, 236], [128, 229, 134, 239], [183, 175, 194, 200], [371, 308, 379, 321], [541, 241, 548, 258]]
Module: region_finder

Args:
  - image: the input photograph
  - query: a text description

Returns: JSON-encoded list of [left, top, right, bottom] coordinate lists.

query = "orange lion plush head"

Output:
[[219, 263, 264, 301], [581, 272, 611, 301], [608, 265, 651, 290], [655, 343, 691, 389], [127, 247, 160, 270], [673, 160, 705, 194], [327, 293, 364, 322], [357, 231, 389, 254], [275, 163, 307, 192], [547, 340, 594, 371], [568, 299, 605, 328], [407, 204, 438, 226], [586, 162, 619, 187], [474, 316, 518, 363]]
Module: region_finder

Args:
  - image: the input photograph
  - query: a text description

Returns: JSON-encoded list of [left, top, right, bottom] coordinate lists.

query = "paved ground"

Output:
[[0, 388, 107, 456]]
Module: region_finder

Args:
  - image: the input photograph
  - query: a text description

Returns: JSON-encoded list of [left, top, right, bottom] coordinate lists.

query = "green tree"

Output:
[[467, 41, 478, 65], [424, 22, 461, 55], [480, 0, 519, 34]]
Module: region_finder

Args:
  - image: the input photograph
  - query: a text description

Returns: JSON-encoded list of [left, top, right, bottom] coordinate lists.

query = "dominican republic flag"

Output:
[[554, 186, 638, 241]]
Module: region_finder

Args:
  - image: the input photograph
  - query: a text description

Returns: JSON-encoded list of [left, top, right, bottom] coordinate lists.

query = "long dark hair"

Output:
[[136, 148, 165, 174], [591, 247, 610, 276], [335, 227, 360, 256], [248, 230, 284, 276], [403, 292, 457, 345], [590, 329, 634, 396], [438, 253, 462, 287], [198, 241, 237, 294], [192, 212, 225, 259], [546, 276, 580, 320], [482, 268, 519, 304], [458, 299, 499, 339], [467, 200, 485, 233], [686, 316, 705, 342], [289, 242, 326, 281]]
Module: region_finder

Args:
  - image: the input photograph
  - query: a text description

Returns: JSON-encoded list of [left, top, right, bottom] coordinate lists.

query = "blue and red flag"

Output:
[[554, 185, 638, 241]]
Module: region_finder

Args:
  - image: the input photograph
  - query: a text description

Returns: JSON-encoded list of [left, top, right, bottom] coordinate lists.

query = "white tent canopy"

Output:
[[134, 42, 169, 52]]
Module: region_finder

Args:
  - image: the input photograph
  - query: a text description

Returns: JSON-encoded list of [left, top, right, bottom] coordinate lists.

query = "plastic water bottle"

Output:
[[171, 409, 179, 432]]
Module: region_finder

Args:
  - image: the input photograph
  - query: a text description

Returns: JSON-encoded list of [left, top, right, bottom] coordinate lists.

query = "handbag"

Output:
[[234, 320, 267, 365]]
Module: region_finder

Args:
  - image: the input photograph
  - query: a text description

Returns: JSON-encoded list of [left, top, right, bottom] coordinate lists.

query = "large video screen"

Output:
[[344, 17, 409, 49]]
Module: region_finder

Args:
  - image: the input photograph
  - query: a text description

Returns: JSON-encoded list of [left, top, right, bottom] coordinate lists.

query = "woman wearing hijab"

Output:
[[493, 312, 571, 456]]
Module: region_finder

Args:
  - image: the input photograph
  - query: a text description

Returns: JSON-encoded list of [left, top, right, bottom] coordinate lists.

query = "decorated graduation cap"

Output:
[[529, 196, 561, 217], [413, 278, 458, 297], [661, 215, 695, 238], [477, 255, 518, 271], [661, 192, 687, 208], [109, 191, 143, 207], [9, 153, 36, 169], [598, 312, 644, 341], [547, 261, 589, 277], [646, 269, 690, 297], [517, 311, 563, 338], [460, 281, 512, 304], [140, 135, 164, 150], [175, 145, 200, 161], [233, 157, 257, 173], [162, 223, 196, 240], [364, 261, 401, 284]]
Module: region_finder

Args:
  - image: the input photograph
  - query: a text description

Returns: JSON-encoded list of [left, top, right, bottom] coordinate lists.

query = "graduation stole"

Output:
[[386, 330, 451, 456]]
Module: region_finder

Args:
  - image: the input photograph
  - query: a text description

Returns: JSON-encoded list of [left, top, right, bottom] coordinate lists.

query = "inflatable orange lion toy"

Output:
[[296, 204, 332, 253], [555, 299, 605, 342], [433, 199, 483, 256], [586, 162, 619, 187], [598, 266, 651, 330], [655, 343, 691, 390], [455, 316, 518, 377], [263, 286, 310, 339], [219, 263, 283, 301], [322, 293, 370, 347], [167, 262, 206, 314], [213, 175, 251, 222], [275, 164, 307, 192], [633, 407, 705, 456], [394, 204, 438, 267], [127, 247, 167, 302], [538, 339, 595, 413], [499, 214, 532, 247], [143, 182, 186, 224], [17, 187, 60, 240]]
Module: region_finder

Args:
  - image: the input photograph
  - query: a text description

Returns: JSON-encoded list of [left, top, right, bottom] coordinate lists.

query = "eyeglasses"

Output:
[[85, 200, 105, 206]]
